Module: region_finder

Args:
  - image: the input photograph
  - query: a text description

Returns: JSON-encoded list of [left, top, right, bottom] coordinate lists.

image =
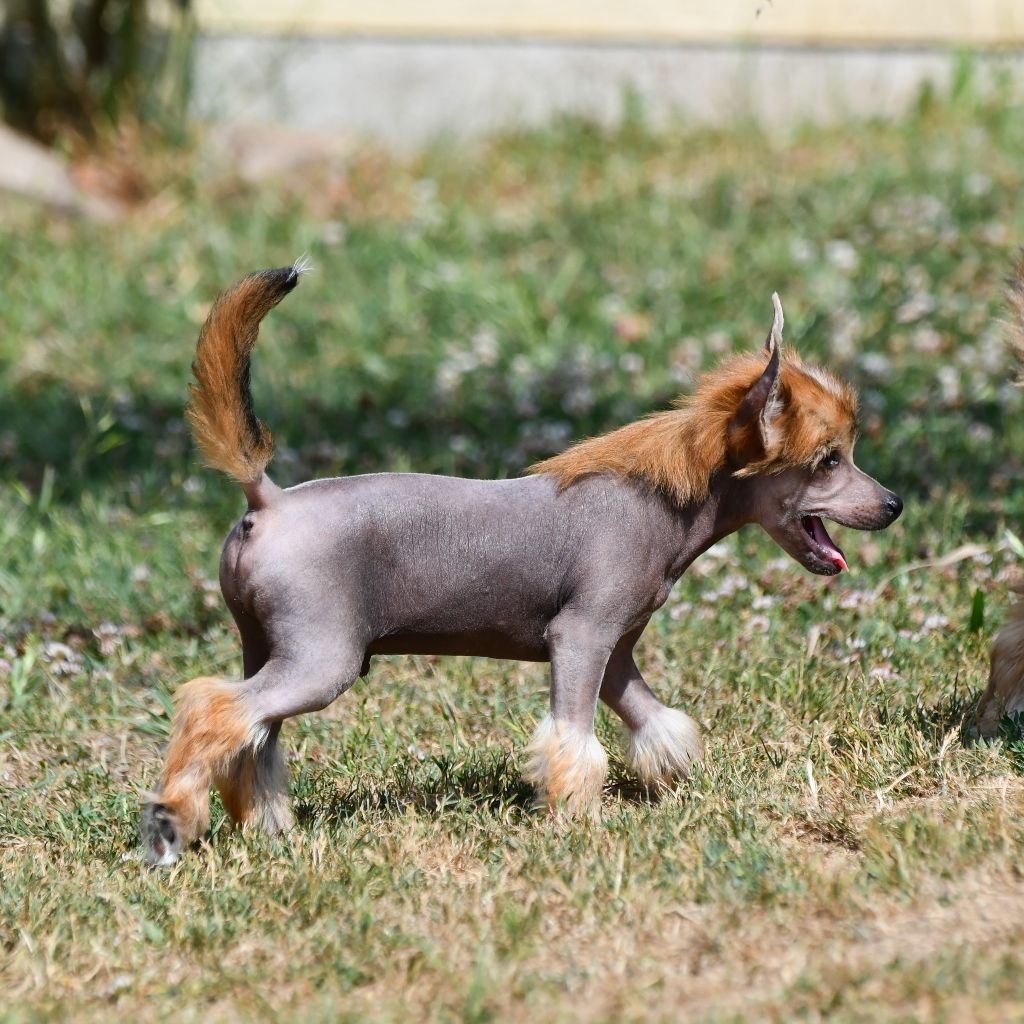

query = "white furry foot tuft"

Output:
[[626, 707, 702, 788], [523, 714, 608, 817]]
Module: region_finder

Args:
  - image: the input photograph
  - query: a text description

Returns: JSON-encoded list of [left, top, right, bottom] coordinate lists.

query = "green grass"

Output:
[[5, 75, 1024, 1021]]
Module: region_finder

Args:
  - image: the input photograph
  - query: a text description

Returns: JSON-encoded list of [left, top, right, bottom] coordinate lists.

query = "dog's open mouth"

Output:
[[800, 515, 848, 572]]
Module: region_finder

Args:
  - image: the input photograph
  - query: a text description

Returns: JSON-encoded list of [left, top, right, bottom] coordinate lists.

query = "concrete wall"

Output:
[[192, 0, 1024, 47], [190, 1, 1024, 146], [197, 38, 1014, 147]]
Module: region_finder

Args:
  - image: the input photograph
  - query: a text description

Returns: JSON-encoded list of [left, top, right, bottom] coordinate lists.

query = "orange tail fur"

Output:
[[186, 261, 308, 490]]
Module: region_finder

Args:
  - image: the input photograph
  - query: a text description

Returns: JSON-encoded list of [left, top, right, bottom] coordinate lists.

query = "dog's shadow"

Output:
[[295, 750, 531, 825], [293, 750, 661, 825]]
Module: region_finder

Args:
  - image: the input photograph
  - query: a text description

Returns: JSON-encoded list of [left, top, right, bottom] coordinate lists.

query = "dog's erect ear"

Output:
[[763, 291, 784, 353], [727, 292, 784, 466]]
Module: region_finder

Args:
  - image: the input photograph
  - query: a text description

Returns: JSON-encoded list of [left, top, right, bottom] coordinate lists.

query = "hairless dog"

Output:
[[141, 263, 902, 865]]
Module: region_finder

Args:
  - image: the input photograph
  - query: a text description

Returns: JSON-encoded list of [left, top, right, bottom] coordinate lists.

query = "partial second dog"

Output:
[[141, 266, 902, 865], [977, 258, 1024, 737]]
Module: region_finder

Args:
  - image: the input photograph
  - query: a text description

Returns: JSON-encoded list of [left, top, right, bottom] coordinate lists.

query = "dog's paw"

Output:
[[140, 801, 183, 867]]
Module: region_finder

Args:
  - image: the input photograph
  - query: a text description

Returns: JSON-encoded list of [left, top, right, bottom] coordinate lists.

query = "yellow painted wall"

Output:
[[194, 0, 1024, 46]]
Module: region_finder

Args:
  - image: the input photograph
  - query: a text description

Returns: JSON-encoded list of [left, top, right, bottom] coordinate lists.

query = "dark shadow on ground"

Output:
[[291, 751, 663, 825], [293, 750, 535, 824], [874, 689, 981, 746]]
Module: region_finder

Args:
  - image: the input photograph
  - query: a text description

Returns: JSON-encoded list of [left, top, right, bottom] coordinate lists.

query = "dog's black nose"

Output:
[[886, 492, 903, 521]]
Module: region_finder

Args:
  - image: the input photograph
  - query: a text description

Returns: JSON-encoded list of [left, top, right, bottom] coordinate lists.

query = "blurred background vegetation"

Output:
[[2, 5, 1021, 551], [0, 0, 193, 144], [3, 68, 1024, 628]]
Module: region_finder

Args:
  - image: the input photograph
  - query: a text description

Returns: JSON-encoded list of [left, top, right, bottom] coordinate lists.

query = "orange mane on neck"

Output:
[[529, 353, 857, 506]]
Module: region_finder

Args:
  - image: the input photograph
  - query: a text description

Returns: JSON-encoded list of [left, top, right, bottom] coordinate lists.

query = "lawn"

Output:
[[4, 74, 1024, 1021]]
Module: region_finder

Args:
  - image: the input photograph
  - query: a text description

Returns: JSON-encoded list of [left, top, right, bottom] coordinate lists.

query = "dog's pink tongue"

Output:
[[810, 516, 848, 572]]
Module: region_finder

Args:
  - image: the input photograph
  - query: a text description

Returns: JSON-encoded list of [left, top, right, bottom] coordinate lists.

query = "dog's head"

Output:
[[723, 294, 901, 575]]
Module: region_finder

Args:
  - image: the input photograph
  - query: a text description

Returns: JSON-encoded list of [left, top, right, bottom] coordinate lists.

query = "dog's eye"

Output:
[[821, 450, 841, 470]]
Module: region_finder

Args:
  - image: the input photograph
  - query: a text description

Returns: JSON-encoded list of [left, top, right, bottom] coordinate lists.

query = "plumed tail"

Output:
[[186, 263, 306, 492], [1009, 253, 1024, 382]]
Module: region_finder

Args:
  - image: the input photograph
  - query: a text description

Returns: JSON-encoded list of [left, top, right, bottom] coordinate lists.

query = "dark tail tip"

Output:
[[281, 254, 314, 293], [254, 264, 304, 300], [249, 257, 311, 302]]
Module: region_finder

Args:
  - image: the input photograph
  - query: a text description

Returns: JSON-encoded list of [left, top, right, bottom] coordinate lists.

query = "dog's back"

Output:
[[219, 470, 683, 663]]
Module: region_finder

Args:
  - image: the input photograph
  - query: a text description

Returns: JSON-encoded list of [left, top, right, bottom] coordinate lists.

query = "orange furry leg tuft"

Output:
[[142, 677, 266, 865], [214, 754, 256, 825]]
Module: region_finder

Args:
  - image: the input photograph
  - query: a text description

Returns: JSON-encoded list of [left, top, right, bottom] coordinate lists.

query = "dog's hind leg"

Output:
[[141, 674, 268, 865], [141, 646, 364, 866], [215, 722, 292, 835], [600, 642, 702, 790], [211, 618, 293, 836], [524, 613, 612, 817]]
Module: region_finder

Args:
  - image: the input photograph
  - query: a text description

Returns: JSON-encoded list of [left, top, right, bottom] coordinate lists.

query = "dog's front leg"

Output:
[[524, 613, 613, 817], [600, 645, 702, 789]]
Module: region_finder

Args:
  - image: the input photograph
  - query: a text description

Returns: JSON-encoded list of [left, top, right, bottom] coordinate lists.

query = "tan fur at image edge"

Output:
[[977, 257, 1024, 737]]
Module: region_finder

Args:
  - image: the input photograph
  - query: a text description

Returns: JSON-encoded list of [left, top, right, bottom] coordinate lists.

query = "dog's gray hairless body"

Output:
[[225, 462, 897, 727], [229, 472, 744, 727]]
